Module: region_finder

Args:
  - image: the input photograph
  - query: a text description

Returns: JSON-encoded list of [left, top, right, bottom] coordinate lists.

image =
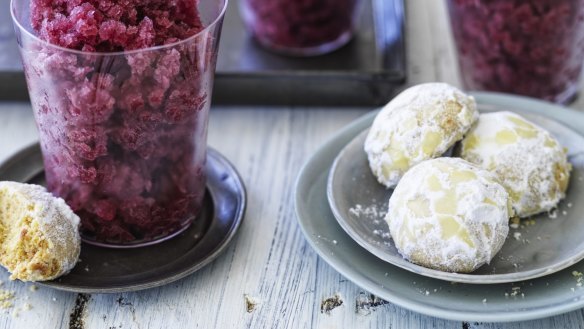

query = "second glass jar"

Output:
[[448, 0, 584, 104], [240, 0, 362, 56]]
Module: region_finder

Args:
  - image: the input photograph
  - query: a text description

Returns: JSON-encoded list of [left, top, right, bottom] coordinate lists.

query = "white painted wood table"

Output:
[[1, 1, 584, 328]]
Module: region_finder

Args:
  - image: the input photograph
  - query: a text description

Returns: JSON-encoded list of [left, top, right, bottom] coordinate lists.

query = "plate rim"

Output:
[[326, 108, 584, 284], [0, 144, 247, 293], [295, 91, 584, 322]]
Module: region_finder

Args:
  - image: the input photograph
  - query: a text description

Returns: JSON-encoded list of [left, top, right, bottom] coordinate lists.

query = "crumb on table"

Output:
[[321, 293, 343, 315], [244, 294, 260, 313]]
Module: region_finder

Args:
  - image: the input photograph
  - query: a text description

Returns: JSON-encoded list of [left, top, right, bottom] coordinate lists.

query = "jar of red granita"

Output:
[[448, 0, 584, 104], [240, 0, 363, 56], [11, 0, 227, 247]]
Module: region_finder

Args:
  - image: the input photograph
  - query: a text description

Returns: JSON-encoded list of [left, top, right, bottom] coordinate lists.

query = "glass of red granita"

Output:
[[11, 0, 227, 247], [448, 0, 584, 104], [240, 0, 363, 56]]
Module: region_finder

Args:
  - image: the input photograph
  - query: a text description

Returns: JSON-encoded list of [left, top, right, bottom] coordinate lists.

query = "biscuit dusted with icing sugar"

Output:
[[387, 158, 511, 273], [0, 182, 80, 281], [458, 111, 571, 217], [365, 83, 478, 188]]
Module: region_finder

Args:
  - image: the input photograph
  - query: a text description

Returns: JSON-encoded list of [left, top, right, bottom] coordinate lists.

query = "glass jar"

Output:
[[448, 0, 584, 104], [240, 0, 362, 56], [11, 0, 227, 247]]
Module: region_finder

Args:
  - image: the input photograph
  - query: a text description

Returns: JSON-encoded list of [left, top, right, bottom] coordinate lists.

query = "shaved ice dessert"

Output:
[[448, 0, 584, 103], [13, 0, 226, 244]]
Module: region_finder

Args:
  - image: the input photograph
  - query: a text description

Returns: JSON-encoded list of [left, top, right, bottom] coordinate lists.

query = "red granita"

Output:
[[240, 0, 361, 55], [17, 0, 220, 244], [448, 0, 584, 103], [31, 0, 204, 52]]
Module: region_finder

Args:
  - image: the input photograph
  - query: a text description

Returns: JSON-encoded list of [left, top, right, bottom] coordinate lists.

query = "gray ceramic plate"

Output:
[[295, 92, 584, 322], [327, 107, 584, 284], [0, 144, 246, 293]]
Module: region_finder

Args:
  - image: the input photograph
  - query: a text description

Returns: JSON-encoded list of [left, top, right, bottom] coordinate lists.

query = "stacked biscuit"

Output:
[[365, 83, 571, 273]]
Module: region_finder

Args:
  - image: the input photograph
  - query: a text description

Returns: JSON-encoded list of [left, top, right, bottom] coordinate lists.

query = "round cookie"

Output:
[[387, 158, 511, 273], [364, 83, 478, 188], [458, 111, 571, 217], [0, 182, 81, 281]]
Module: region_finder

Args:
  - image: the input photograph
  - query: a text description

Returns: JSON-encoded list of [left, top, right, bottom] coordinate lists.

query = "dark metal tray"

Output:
[[0, 0, 405, 106]]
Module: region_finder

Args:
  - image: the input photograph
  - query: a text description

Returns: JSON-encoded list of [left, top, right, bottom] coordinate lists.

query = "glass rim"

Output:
[[10, 0, 228, 56]]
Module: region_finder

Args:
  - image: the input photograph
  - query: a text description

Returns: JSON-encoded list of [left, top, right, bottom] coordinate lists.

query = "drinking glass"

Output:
[[11, 0, 227, 247], [240, 0, 363, 56]]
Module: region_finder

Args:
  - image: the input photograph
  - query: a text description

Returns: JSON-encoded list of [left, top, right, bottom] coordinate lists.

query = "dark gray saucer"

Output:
[[0, 144, 246, 293]]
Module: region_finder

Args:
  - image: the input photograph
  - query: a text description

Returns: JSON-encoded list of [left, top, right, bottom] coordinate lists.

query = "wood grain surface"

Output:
[[0, 0, 583, 328]]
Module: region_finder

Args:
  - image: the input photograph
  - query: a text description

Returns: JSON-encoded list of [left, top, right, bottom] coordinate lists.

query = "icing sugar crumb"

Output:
[[548, 209, 558, 219], [348, 204, 387, 219], [0, 290, 15, 309], [513, 232, 522, 240], [482, 298, 487, 303], [316, 235, 339, 246], [573, 271, 583, 287], [510, 286, 522, 297], [355, 292, 389, 315]]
